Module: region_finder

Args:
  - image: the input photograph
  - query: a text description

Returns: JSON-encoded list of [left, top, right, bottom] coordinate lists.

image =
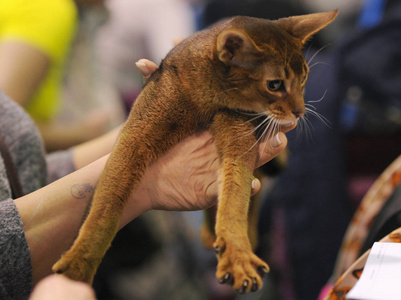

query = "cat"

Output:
[[53, 10, 338, 293]]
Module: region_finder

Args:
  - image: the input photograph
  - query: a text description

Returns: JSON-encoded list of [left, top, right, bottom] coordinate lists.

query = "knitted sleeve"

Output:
[[0, 199, 32, 300], [46, 148, 76, 184]]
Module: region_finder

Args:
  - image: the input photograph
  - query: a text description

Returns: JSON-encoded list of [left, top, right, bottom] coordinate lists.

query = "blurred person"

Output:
[[94, 0, 196, 109], [58, 3, 127, 147], [0, 0, 119, 152]]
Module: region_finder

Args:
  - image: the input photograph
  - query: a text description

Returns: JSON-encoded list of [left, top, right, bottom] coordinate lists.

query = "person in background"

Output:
[[94, 0, 196, 110], [0, 0, 118, 152]]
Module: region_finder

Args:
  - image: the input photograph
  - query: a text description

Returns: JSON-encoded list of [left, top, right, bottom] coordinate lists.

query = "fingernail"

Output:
[[135, 61, 146, 67], [251, 179, 256, 189], [270, 133, 282, 148], [135, 61, 150, 75]]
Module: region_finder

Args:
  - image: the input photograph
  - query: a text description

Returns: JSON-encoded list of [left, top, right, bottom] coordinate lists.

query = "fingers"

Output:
[[135, 59, 159, 81], [251, 178, 261, 196], [256, 119, 297, 167], [282, 120, 297, 133], [257, 132, 288, 167], [173, 37, 184, 46], [29, 275, 96, 300]]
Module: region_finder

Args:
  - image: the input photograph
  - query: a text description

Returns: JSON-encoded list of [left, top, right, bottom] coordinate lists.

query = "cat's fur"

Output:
[[53, 11, 338, 293]]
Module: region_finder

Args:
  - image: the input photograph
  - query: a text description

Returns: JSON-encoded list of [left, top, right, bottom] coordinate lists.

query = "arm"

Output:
[[67, 59, 156, 170], [60, 60, 157, 171], [45, 125, 122, 183], [14, 130, 289, 286], [71, 125, 122, 169], [0, 41, 49, 106]]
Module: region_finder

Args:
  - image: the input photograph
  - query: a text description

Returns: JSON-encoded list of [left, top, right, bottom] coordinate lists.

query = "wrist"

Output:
[[118, 177, 152, 229]]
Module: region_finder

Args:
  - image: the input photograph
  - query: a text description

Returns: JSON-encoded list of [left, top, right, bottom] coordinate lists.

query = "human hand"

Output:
[[126, 59, 295, 213], [135, 59, 158, 81], [129, 129, 291, 214], [29, 275, 96, 300]]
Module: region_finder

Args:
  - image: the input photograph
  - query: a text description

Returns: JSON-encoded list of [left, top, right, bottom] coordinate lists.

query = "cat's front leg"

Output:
[[210, 112, 269, 293]]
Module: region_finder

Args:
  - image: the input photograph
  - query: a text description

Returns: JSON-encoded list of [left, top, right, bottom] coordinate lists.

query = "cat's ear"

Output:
[[216, 29, 262, 67], [275, 10, 339, 44]]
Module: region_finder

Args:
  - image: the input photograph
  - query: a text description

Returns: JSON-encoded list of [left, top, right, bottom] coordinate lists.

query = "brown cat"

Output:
[[53, 10, 338, 293]]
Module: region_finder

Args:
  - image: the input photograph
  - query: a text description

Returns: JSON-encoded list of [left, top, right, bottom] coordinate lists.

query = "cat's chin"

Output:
[[278, 119, 296, 127]]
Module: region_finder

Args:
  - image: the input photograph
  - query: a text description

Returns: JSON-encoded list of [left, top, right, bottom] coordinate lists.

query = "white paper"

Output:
[[346, 242, 401, 300]]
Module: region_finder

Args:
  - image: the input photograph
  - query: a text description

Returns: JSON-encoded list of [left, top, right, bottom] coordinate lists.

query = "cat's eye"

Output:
[[267, 80, 283, 92]]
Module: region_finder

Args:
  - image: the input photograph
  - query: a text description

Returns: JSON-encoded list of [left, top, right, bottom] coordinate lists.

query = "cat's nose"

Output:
[[292, 109, 305, 118]]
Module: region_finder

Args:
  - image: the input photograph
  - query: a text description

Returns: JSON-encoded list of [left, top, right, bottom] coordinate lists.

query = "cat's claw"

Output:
[[251, 278, 258, 292], [258, 266, 269, 277], [238, 280, 249, 294], [218, 272, 232, 284], [214, 236, 269, 293]]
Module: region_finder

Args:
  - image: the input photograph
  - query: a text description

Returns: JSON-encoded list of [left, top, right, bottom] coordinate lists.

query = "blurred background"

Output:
[[3, 0, 401, 299]]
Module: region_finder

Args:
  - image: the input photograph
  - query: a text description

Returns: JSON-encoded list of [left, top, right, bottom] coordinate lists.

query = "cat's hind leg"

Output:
[[52, 142, 140, 283]]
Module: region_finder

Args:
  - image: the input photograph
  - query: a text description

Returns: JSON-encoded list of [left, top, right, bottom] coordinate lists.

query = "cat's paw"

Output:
[[213, 236, 269, 293], [52, 251, 99, 284]]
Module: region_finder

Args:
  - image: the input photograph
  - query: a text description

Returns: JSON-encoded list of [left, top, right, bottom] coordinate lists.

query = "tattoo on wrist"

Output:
[[71, 183, 94, 199]]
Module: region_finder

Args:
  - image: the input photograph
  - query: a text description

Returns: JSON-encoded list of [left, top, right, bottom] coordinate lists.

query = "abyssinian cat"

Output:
[[53, 10, 338, 293]]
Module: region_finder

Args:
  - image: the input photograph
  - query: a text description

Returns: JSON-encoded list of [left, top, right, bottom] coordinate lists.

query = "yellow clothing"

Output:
[[0, 0, 77, 121]]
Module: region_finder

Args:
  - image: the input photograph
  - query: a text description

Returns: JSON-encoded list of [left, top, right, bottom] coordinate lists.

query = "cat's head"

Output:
[[213, 10, 338, 127]]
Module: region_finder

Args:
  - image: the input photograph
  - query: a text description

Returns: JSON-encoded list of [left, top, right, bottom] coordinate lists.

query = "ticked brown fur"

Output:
[[53, 11, 338, 293]]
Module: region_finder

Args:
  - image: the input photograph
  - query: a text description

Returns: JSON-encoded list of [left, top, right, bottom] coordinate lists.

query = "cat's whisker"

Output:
[[237, 129, 266, 161], [254, 117, 279, 154], [305, 103, 317, 111], [308, 61, 329, 69], [257, 117, 274, 140], [258, 123, 274, 153], [270, 119, 280, 139], [297, 115, 314, 141], [305, 107, 332, 128], [238, 114, 282, 159], [307, 44, 331, 66], [296, 116, 305, 136], [305, 43, 313, 61], [263, 117, 282, 150], [233, 113, 271, 141], [243, 114, 269, 125], [307, 89, 328, 103]]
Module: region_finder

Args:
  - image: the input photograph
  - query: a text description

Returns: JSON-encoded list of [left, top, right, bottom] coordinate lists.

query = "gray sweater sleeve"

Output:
[[46, 149, 76, 184], [0, 91, 47, 299], [0, 199, 32, 300]]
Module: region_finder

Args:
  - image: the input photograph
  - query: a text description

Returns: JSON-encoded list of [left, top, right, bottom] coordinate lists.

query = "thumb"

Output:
[[135, 59, 159, 81], [257, 132, 288, 167]]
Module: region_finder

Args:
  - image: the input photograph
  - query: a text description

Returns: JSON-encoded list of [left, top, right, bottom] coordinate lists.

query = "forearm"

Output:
[[45, 125, 123, 183], [0, 41, 50, 107], [14, 156, 105, 285], [14, 154, 149, 286], [72, 125, 122, 169]]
